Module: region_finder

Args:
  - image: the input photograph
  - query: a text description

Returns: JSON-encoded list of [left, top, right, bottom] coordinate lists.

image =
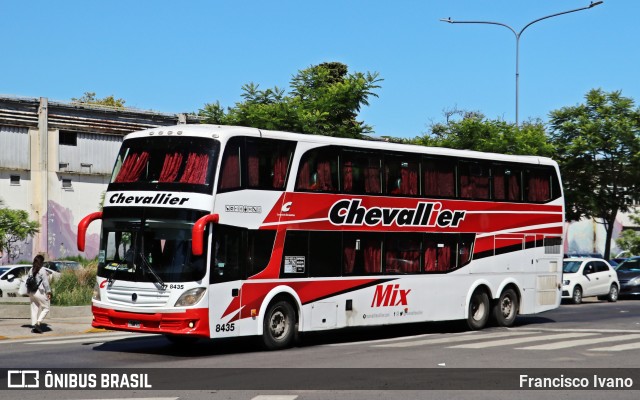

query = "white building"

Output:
[[0, 95, 199, 263]]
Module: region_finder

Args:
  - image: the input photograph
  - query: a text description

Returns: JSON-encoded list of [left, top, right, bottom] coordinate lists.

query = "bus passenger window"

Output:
[[460, 162, 490, 200], [246, 139, 295, 190], [423, 159, 455, 198], [424, 235, 456, 272], [341, 152, 381, 195], [246, 230, 277, 277], [218, 141, 242, 191], [526, 169, 551, 202], [343, 233, 382, 275], [296, 148, 338, 192], [385, 157, 418, 196], [493, 166, 522, 201], [385, 235, 420, 274], [309, 232, 341, 277]]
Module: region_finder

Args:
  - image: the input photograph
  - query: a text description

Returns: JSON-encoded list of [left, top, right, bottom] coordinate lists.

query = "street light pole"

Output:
[[440, 1, 603, 127]]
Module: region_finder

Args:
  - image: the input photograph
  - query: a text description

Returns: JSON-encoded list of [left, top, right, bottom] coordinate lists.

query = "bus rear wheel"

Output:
[[262, 300, 296, 350], [467, 289, 490, 330], [492, 288, 518, 327]]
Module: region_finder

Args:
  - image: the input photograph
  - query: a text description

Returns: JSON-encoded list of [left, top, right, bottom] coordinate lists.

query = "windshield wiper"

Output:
[[107, 262, 130, 287], [139, 252, 167, 290]]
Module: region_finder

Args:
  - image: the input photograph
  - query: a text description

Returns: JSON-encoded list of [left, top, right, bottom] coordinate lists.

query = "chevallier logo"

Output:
[[371, 284, 411, 307], [329, 199, 466, 228]]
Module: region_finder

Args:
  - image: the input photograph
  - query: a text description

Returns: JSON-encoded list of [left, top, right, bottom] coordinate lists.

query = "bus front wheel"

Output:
[[262, 300, 296, 350], [467, 290, 490, 330], [492, 288, 519, 327]]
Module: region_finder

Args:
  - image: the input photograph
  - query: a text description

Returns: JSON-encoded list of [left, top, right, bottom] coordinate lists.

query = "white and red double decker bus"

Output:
[[78, 124, 564, 349]]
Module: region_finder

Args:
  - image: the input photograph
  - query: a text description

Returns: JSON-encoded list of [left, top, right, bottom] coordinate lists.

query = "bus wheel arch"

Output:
[[260, 292, 300, 350], [492, 285, 520, 327], [466, 284, 491, 331]]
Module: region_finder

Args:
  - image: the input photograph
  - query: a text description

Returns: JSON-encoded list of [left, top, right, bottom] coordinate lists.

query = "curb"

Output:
[[0, 304, 92, 318]]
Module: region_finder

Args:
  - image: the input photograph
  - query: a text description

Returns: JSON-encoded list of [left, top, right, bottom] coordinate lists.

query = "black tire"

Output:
[[467, 289, 490, 330], [572, 286, 583, 304], [164, 334, 199, 346], [492, 288, 519, 327], [262, 300, 296, 350], [607, 284, 619, 302]]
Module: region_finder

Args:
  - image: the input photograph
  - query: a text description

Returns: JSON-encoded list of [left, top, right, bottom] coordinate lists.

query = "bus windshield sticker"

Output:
[[284, 256, 305, 273]]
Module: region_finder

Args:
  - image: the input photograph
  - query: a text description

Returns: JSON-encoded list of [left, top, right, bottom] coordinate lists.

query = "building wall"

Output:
[[0, 95, 198, 264]]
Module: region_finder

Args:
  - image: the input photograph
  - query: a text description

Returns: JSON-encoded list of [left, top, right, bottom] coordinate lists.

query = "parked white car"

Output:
[[562, 258, 619, 304], [0, 265, 60, 297]]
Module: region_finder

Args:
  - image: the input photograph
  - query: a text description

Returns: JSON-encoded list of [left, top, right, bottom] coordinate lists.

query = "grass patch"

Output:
[[51, 262, 97, 306]]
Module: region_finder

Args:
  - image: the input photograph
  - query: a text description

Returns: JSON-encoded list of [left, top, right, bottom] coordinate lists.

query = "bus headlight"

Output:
[[562, 280, 570, 286], [175, 287, 206, 307], [93, 282, 101, 301]]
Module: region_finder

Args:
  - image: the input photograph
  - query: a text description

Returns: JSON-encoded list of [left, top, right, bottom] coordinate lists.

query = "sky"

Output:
[[1, 0, 637, 139]]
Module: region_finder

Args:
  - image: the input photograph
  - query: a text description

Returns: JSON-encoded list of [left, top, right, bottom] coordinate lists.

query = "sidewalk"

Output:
[[0, 298, 101, 340]]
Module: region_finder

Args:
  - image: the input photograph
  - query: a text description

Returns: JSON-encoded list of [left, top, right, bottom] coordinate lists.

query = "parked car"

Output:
[[43, 260, 81, 273], [615, 256, 640, 298], [562, 258, 619, 304], [0, 264, 60, 297]]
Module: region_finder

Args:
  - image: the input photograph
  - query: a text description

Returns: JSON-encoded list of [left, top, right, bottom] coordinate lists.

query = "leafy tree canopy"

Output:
[[72, 92, 126, 108], [411, 108, 554, 157], [549, 88, 640, 259], [616, 212, 640, 257], [0, 207, 40, 263], [199, 62, 382, 138]]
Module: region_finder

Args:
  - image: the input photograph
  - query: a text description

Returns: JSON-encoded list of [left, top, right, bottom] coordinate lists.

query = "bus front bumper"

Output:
[[92, 304, 210, 338]]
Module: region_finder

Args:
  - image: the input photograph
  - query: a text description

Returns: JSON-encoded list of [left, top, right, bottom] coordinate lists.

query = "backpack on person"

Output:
[[25, 274, 41, 293]]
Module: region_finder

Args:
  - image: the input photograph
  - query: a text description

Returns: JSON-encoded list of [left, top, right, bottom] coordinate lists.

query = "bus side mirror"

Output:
[[77, 212, 103, 251], [192, 213, 219, 256]]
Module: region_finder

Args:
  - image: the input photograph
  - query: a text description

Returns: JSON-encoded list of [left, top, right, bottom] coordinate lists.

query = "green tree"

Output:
[[72, 92, 126, 108], [199, 62, 382, 138], [412, 109, 554, 156], [616, 212, 640, 256], [549, 89, 640, 259], [0, 208, 40, 263]]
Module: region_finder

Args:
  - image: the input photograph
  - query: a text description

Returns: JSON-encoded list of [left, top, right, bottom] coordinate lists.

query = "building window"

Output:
[[59, 131, 78, 146], [10, 175, 20, 185], [62, 178, 72, 189]]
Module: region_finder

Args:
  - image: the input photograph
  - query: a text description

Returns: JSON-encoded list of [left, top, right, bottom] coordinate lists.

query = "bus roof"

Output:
[[125, 124, 556, 167]]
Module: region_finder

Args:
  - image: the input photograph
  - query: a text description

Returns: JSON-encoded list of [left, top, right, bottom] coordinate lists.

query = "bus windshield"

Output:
[[98, 209, 208, 283], [108, 136, 219, 193]]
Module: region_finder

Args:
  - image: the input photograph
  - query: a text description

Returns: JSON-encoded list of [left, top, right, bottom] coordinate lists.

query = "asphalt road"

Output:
[[1, 298, 639, 400]]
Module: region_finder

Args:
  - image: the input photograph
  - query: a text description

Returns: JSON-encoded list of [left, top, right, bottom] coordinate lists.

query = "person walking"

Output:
[[27, 254, 51, 333]]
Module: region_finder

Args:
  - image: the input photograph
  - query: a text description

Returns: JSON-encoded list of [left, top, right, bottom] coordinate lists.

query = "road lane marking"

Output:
[[590, 341, 640, 352], [373, 331, 535, 348], [517, 333, 640, 350], [448, 332, 598, 348]]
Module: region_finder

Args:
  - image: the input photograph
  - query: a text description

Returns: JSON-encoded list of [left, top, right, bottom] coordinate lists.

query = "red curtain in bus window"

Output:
[[159, 152, 183, 182], [364, 240, 381, 274], [272, 152, 288, 189], [423, 244, 437, 272], [219, 151, 240, 189], [114, 152, 149, 183], [400, 166, 418, 195], [315, 160, 333, 191], [364, 163, 380, 194], [438, 244, 452, 271], [342, 161, 353, 192], [247, 152, 259, 187], [461, 173, 489, 199], [179, 153, 209, 184], [343, 245, 355, 274], [528, 172, 550, 202], [509, 174, 521, 201], [493, 171, 506, 200], [295, 159, 311, 190], [424, 162, 455, 197]]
